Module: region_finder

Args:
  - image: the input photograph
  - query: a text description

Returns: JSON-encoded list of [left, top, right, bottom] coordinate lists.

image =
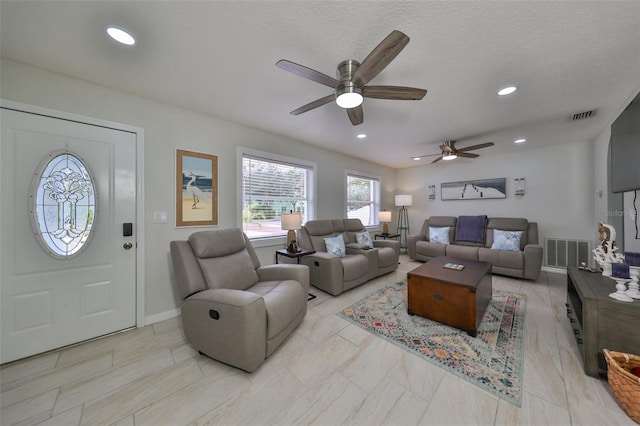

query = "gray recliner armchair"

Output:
[[170, 228, 309, 372]]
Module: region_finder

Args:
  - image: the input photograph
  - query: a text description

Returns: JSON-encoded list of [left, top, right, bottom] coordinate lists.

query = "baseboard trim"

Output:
[[145, 308, 180, 325]]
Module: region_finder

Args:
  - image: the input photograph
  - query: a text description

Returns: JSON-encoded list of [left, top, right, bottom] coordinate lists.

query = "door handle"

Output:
[[123, 242, 133, 250]]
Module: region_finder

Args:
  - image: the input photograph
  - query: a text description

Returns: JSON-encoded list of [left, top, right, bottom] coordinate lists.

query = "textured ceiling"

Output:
[[1, 1, 639, 168]]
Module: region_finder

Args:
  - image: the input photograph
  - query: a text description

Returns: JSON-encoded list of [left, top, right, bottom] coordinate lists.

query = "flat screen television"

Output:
[[610, 92, 640, 193]]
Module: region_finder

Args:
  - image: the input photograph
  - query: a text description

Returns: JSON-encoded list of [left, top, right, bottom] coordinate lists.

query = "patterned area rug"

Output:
[[337, 281, 526, 406]]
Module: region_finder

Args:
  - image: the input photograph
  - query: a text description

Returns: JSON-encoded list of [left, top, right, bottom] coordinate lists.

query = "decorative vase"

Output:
[[602, 262, 612, 277], [627, 266, 640, 299]]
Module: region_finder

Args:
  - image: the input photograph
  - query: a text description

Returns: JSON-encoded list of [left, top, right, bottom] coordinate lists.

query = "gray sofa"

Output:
[[297, 218, 400, 295], [170, 228, 309, 372], [408, 216, 543, 280]]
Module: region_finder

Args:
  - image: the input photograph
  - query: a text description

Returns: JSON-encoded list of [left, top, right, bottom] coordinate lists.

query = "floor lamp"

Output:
[[395, 194, 412, 250]]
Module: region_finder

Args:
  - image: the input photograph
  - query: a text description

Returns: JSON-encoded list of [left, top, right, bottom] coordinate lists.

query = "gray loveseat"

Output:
[[408, 216, 543, 280], [297, 218, 400, 295]]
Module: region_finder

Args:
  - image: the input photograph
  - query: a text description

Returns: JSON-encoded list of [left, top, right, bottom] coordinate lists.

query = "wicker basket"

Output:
[[603, 349, 640, 424]]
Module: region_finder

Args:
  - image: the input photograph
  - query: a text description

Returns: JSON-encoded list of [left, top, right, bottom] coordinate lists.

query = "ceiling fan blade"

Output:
[[431, 156, 443, 164], [457, 152, 480, 158], [290, 94, 335, 115], [352, 30, 410, 86], [412, 153, 442, 158], [347, 105, 364, 125], [457, 142, 495, 152], [363, 86, 427, 100], [276, 60, 339, 89]]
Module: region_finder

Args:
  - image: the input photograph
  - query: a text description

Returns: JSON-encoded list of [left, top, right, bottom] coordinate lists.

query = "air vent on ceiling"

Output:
[[571, 110, 595, 121]]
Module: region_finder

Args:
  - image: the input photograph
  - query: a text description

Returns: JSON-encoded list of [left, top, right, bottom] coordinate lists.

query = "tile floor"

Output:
[[0, 256, 636, 426]]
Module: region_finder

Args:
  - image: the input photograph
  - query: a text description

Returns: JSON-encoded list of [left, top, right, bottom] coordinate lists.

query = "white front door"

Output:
[[1, 107, 137, 363]]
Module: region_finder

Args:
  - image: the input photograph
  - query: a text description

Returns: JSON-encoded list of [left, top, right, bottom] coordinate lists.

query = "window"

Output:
[[240, 148, 315, 241], [30, 151, 97, 259], [346, 171, 380, 227]]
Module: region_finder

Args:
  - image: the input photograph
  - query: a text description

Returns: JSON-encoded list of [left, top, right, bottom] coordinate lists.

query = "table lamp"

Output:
[[281, 211, 302, 252], [378, 210, 392, 235]]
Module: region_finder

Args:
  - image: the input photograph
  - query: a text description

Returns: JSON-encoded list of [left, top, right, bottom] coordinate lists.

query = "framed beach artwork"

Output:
[[176, 149, 218, 227], [441, 178, 506, 200]]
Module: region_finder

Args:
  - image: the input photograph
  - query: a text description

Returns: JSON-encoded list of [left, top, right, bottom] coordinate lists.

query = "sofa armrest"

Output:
[[407, 234, 426, 259], [523, 244, 543, 280], [257, 264, 309, 294], [373, 239, 400, 255], [181, 288, 267, 372], [300, 252, 344, 295]]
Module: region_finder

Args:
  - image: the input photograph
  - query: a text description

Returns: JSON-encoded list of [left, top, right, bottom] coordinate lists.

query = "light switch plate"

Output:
[[153, 211, 168, 224]]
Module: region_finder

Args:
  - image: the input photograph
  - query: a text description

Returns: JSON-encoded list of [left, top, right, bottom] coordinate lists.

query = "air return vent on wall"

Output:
[[571, 110, 595, 121], [544, 238, 592, 269]]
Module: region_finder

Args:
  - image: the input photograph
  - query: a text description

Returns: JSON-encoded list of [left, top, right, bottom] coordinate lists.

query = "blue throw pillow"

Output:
[[355, 231, 373, 248], [491, 229, 523, 251], [429, 226, 450, 244], [324, 235, 346, 257]]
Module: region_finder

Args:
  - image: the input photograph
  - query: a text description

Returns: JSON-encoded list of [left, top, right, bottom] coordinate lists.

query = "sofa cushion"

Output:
[[429, 226, 451, 244], [197, 249, 259, 291], [416, 240, 447, 257], [324, 235, 346, 257], [356, 231, 374, 248], [341, 255, 371, 282], [424, 216, 457, 241], [491, 229, 523, 251], [446, 244, 480, 260], [485, 217, 528, 249], [189, 229, 246, 258], [479, 247, 524, 269], [305, 220, 338, 236]]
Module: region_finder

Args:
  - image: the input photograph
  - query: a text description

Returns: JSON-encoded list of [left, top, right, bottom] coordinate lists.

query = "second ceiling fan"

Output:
[[414, 140, 495, 164], [276, 30, 427, 126]]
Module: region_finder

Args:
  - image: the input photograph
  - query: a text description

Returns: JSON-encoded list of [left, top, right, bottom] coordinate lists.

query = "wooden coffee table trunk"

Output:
[[407, 256, 492, 336]]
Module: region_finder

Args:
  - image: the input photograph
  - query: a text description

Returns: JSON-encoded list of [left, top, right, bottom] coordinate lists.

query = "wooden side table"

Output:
[[374, 233, 400, 240], [275, 248, 316, 300], [275, 247, 315, 264]]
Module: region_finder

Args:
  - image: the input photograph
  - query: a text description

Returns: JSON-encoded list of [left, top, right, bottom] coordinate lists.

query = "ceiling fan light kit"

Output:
[[442, 152, 457, 161], [276, 30, 427, 126]]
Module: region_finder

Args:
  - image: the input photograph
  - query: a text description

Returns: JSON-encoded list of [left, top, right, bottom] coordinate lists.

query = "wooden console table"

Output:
[[566, 266, 640, 377]]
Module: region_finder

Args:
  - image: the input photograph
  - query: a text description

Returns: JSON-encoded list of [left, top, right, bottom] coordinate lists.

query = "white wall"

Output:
[[0, 58, 396, 319], [593, 126, 611, 227], [396, 140, 597, 246]]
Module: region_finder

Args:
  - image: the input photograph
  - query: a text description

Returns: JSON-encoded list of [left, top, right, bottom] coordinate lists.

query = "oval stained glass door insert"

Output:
[[30, 151, 97, 259]]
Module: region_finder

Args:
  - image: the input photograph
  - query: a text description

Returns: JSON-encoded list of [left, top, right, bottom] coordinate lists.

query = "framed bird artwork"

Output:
[[176, 149, 218, 227]]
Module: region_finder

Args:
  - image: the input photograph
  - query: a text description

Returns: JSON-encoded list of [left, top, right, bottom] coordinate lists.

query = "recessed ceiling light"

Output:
[[514, 138, 527, 144], [356, 133, 367, 139], [106, 26, 136, 46], [412, 157, 421, 161], [498, 86, 517, 96]]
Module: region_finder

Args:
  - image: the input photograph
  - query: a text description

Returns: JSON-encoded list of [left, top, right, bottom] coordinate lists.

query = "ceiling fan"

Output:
[[412, 140, 495, 164], [276, 30, 427, 126]]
